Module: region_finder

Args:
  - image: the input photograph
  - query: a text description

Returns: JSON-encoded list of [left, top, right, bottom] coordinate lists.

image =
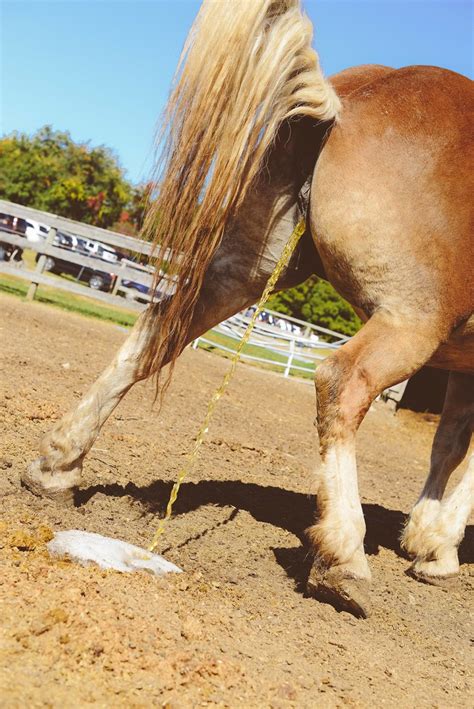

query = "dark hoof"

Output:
[[307, 564, 371, 619], [21, 461, 78, 506]]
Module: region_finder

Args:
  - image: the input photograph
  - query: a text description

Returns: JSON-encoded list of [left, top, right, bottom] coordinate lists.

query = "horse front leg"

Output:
[[306, 311, 440, 617], [23, 259, 264, 504]]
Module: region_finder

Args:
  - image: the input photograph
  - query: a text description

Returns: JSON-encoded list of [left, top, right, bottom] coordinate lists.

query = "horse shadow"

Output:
[[76, 477, 473, 587]]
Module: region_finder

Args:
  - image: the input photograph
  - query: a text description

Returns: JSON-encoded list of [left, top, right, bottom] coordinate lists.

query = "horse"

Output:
[[23, 0, 473, 618]]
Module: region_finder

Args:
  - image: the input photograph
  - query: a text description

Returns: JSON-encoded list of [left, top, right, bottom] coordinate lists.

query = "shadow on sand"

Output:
[[75, 477, 473, 585]]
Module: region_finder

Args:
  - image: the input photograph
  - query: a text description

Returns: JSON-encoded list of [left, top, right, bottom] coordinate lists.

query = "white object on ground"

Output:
[[47, 530, 182, 576]]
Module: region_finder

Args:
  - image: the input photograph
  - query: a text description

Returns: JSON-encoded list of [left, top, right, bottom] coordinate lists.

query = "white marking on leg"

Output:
[[310, 443, 369, 577], [25, 314, 153, 495], [435, 455, 473, 550], [409, 455, 473, 577]]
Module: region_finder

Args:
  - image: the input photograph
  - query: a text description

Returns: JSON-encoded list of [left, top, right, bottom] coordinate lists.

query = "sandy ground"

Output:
[[0, 292, 472, 708]]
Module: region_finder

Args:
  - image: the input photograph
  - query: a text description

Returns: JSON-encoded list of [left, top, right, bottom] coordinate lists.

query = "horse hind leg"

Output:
[[401, 372, 473, 582], [22, 307, 159, 503], [306, 310, 441, 617], [22, 260, 265, 504]]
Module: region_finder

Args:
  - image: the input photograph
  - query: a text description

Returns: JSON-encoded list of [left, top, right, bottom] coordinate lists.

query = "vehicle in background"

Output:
[[88, 241, 123, 263], [0, 212, 152, 296], [0, 213, 27, 262], [118, 259, 154, 304], [120, 277, 151, 303], [0, 214, 54, 260], [25, 220, 50, 243], [36, 231, 118, 292]]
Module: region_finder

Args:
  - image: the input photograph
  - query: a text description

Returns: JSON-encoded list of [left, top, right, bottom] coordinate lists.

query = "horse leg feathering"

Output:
[[401, 373, 474, 582]]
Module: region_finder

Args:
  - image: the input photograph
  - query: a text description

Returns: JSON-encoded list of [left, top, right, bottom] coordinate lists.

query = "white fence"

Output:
[[193, 308, 349, 379], [193, 309, 409, 400]]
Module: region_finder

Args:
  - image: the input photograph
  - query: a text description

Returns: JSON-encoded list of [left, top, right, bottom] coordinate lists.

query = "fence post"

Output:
[[283, 337, 295, 377], [111, 258, 126, 296], [192, 338, 200, 350], [26, 226, 57, 302]]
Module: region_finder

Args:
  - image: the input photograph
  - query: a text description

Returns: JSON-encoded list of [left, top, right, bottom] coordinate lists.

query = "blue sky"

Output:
[[1, 1, 472, 184]]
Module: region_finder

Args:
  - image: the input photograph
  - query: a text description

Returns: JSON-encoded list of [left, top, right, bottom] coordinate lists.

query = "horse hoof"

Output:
[[307, 564, 371, 618], [407, 564, 458, 588], [21, 460, 78, 506]]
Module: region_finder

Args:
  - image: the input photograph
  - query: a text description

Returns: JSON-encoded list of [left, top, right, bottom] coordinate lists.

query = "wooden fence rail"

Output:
[[0, 199, 173, 308], [0, 199, 165, 258], [0, 229, 155, 287]]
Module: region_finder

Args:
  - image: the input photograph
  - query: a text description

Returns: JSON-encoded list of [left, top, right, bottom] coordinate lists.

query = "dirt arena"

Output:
[[0, 293, 472, 707]]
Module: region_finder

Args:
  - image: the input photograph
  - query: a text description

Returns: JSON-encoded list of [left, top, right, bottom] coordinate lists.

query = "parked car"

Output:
[[121, 277, 152, 303], [25, 220, 50, 243], [88, 241, 123, 263], [36, 231, 118, 291], [0, 214, 27, 262], [117, 259, 156, 304]]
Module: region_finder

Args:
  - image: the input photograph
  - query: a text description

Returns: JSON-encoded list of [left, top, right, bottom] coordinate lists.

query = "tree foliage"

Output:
[[267, 276, 362, 338], [112, 182, 151, 236], [0, 126, 132, 228]]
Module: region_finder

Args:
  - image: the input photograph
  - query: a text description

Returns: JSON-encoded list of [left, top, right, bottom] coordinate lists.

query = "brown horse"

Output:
[[23, 1, 473, 617]]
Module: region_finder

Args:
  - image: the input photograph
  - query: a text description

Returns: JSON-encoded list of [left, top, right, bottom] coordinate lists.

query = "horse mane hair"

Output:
[[140, 0, 340, 390]]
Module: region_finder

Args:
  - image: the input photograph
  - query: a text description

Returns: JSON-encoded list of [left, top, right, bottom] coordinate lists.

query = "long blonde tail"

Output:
[[141, 0, 340, 382]]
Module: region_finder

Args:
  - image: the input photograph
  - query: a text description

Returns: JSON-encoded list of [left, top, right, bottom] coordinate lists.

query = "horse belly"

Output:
[[428, 316, 474, 374]]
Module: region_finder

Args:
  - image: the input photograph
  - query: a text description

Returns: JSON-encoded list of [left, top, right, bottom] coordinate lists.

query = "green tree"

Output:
[[0, 126, 131, 228], [267, 276, 362, 338]]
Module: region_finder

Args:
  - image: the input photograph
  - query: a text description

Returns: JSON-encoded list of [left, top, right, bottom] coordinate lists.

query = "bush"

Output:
[[267, 276, 362, 338]]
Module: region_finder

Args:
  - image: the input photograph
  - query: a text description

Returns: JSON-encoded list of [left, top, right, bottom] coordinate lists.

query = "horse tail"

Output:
[[141, 0, 340, 385]]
